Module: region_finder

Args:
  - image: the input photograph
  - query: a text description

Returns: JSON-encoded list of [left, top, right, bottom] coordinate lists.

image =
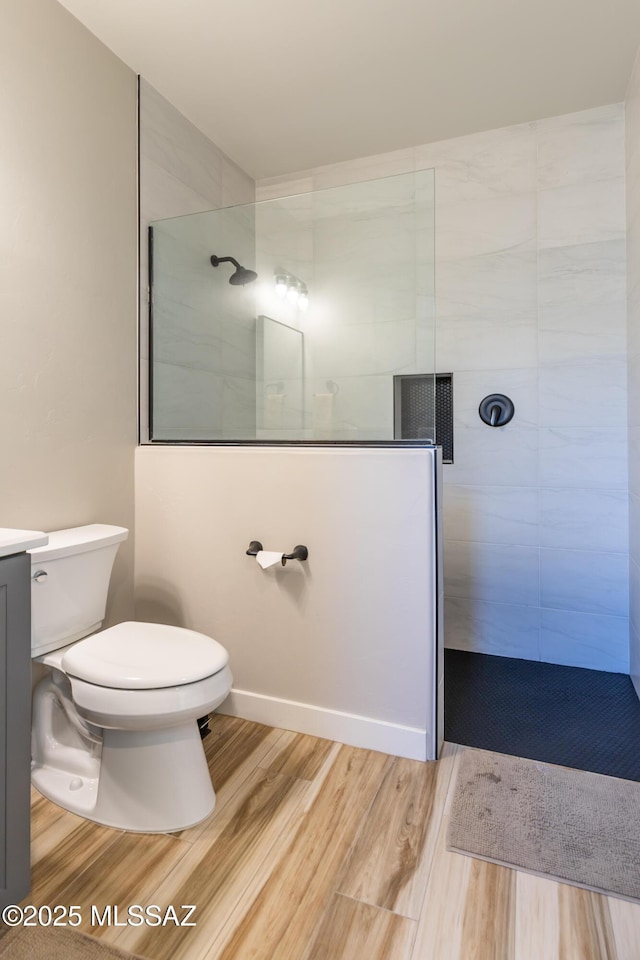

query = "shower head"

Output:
[[210, 254, 258, 286]]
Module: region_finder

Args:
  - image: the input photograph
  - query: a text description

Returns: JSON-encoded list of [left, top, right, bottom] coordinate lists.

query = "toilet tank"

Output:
[[29, 524, 129, 657]]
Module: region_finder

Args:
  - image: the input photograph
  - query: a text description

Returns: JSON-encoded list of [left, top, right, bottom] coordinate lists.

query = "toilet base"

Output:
[[32, 720, 216, 832]]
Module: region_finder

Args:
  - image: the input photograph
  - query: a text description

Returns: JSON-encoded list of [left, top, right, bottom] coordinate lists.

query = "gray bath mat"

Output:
[[0, 925, 146, 959], [448, 749, 640, 902]]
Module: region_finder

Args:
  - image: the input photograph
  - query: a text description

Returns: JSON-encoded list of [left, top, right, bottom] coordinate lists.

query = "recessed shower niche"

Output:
[[148, 169, 436, 444]]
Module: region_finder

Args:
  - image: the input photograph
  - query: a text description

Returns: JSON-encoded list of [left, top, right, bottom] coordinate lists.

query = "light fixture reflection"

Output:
[[274, 270, 309, 310]]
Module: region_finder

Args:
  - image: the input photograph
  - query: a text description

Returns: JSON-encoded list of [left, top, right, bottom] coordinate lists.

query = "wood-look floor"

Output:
[[22, 716, 640, 959]]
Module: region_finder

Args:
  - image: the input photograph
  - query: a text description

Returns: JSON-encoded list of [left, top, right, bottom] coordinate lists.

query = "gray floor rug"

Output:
[[448, 748, 640, 902], [0, 925, 146, 959]]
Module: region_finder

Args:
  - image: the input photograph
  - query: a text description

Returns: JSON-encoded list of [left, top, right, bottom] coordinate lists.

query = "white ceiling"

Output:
[[57, 0, 640, 180]]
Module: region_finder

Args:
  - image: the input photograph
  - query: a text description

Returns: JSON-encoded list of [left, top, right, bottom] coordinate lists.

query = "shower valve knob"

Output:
[[479, 394, 514, 427]]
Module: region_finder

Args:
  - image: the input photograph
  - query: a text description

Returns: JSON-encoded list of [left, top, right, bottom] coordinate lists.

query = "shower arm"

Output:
[[210, 255, 241, 269]]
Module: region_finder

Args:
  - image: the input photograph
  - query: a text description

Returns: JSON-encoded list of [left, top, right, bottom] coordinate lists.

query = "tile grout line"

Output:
[[38, 827, 126, 913], [196, 782, 315, 960], [201, 743, 344, 960], [409, 745, 462, 959], [291, 751, 398, 960]]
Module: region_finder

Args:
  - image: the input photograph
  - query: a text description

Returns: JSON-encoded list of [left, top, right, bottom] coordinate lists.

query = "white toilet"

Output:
[[29, 524, 232, 833]]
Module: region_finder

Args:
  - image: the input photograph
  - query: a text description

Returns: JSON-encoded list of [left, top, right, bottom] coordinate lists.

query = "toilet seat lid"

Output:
[[61, 621, 229, 690]]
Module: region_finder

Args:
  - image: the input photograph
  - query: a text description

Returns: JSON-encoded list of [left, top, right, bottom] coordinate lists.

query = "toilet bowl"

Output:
[[29, 525, 232, 833]]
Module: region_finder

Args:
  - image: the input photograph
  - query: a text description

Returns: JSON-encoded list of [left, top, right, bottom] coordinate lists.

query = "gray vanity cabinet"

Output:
[[0, 552, 31, 908]]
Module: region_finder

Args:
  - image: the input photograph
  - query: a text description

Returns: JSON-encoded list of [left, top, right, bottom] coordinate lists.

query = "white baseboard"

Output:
[[217, 688, 429, 761]]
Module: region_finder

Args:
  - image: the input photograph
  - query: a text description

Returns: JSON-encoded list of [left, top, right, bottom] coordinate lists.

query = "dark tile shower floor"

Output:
[[445, 649, 640, 781]]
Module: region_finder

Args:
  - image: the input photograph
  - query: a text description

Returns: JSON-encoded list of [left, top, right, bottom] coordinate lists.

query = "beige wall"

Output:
[[626, 45, 640, 696], [0, 0, 138, 623], [135, 446, 439, 760]]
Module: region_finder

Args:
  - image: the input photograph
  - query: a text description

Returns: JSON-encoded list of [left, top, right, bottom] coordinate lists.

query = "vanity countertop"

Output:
[[0, 529, 48, 557]]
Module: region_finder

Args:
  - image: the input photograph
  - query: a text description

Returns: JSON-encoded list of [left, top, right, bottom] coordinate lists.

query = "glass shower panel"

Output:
[[150, 168, 435, 443], [150, 200, 257, 441]]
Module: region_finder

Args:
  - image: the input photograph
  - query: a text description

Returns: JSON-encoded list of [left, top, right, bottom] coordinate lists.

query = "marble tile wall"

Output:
[[309, 170, 434, 440], [626, 49, 640, 696], [139, 79, 256, 440], [258, 103, 629, 672], [535, 104, 628, 672]]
